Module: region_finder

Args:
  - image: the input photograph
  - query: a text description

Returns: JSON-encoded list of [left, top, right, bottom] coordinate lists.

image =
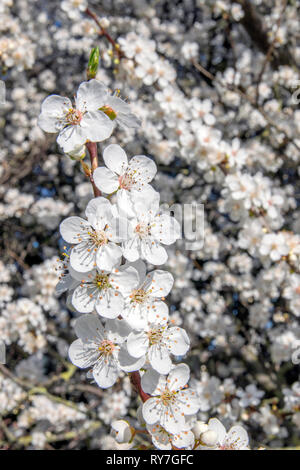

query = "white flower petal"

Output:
[[145, 270, 174, 297], [60, 216, 90, 244], [167, 327, 190, 356], [75, 79, 107, 111], [74, 313, 104, 341], [82, 111, 114, 142], [57, 124, 87, 153], [93, 167, 119, 194], [118, 346, 145, 372], [96, 243, 122, 271], [38, 95, 71, 133], [141, 239, 168, 265], [93, 356, 119, 388], [127, 331, 148, 358], [208, 418, 227, 444], [103, 144, 128, 175], [168, 363, 190, 392], [142, 398, 161, 425], [151, 214, 181, 245], [148, 344, 172, 375], [68, 338, 97, 369], [70, 241, 96, 272], [95, 289, 123, 319], [72, 284, 96, 313], [128, 156, 157, 186]]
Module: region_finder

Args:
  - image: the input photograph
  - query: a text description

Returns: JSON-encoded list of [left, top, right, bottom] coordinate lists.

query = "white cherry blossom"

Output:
[[127, 310, 190, 374], [141, 364, 200, 434], [147, 422, 195, 450], [68, 314, 145, 388], [60, 197, 127, 273], [122, 193, 181, 265], [117, 260, 173, 329], [93, 144, 157, 217], [71, 265, 139, 319], [38, 79, 114, 153]]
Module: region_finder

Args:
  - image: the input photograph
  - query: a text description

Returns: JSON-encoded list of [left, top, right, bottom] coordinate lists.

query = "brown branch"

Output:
[[85, 142, 101, 197], [129, 372, 151, 403], [85, 8, 123, 60], [192, 59, 300, 153], [234, 0, 295, 69]]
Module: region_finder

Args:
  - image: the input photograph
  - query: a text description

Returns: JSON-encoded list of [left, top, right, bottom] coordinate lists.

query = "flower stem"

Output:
[[86, 142, 101, 197], [129, 371, 151, 403]]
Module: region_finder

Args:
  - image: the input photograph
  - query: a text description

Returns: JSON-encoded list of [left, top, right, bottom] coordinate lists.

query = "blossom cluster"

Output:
[[0, 0, 299, 450]]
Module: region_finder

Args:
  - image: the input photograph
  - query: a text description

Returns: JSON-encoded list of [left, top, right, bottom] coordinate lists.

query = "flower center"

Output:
[[100, 105, 117, 120], [94, 273, 111, 291], [147, 326, 164, 346], [87, 228, 108, 247], [118, 172, 136, 190], [65, 107, 83, 125], [130, 288, 148, 304], [135, 223, 150, 238], [295, 285, 300, 295], [160, 388, 176, 407], [98, 339, 115, 356]]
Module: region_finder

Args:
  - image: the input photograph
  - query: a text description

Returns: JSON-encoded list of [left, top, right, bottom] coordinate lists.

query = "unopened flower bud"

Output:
[[111, 420, 133, 444], [87, 47, 100, 80], [192, 421, 208, 439], [99, 17, 110, 29], [200, 429, 218, 447]]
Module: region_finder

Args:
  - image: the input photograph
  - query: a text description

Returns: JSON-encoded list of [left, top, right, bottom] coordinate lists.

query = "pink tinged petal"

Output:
[[142, 397, 161, 425], [167, 327, 190, 356], [168, 363, 190, 392], [75, 79, 107, 111], [93, 167, 119, 194], [118, 346, 145, 372], [103, 144, 128, 175], [95, 288, 123, 319], [127, 331, 149, 358], [148, 344, 172, 375], [96, 243, 122, 271], [68, 338, 98, 369], [145, 270, 174, 297], [74, 313, 104, 342], [60, 216, 90, 244], [176, 389, 200, 415], [82, 111, 114, 142], [208, 418, 227, 444], [72, 284, 96, 313], [57, 124, 87, 153], [141, 240, 168, 265], [151, 214, 181, 245], [127, 156, 157, 186], [38, 95, 72, 133], [93, 356, 119, 388], [70, 241, 96, 273]]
